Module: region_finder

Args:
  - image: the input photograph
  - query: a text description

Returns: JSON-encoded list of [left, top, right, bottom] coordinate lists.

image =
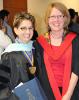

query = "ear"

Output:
[[14, 27, 18, 35]]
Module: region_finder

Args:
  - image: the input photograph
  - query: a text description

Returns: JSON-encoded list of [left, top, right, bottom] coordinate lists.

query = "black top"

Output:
[[31, 30, 38, 40], [68, 22, 79, 34]]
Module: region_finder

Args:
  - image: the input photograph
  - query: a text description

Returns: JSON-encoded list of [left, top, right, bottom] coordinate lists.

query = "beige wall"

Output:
[[27, 0, 79, 34], [0, 0, 3, 10], [27, 0, 49, 34], [1, 0, 79, 34]]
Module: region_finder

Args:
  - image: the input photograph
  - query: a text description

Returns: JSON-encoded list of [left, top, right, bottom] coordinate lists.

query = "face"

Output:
[[14, 20, 34, 43], [48, 7, 65, 32]]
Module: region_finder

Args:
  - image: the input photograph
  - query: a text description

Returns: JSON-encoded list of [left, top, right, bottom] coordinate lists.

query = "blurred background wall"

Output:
[[0, 0, 3, 10], [27, 0, 79, 34], [0, 0, 79, 34]]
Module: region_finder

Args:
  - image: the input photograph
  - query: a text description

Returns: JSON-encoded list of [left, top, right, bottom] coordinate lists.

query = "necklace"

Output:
[[50, 32, 63, 39]]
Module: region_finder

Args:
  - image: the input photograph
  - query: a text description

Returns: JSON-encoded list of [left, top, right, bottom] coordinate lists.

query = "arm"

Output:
[[0, 30, 12, 48], [62, 72, 78, 100], [1, 53, 18, 89]]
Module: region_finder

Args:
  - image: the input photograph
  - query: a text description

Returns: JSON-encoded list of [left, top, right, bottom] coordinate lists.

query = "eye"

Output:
[[48, 16, 55, 19], [20, 27, 26, 31], [28, 27, 33, 30], [20, 27, 33, 31], [48, 15, 64, 20], [58, 15, 64, 18]]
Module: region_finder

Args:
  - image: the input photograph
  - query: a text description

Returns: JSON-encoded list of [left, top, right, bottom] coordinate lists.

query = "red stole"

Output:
[[37, 33, 76, 100]]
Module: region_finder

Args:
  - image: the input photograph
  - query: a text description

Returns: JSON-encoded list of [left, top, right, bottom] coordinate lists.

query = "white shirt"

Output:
[[0, 30, 12, 60]]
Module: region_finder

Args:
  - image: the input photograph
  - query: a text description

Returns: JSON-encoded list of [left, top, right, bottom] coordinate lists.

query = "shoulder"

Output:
[[37, 32, 50, 43], [2, 43, 15, 53], [1, 51, 23, 63], [0, 30, 5, 36], [68, 32, 79, 41], [37, 32, 49, 38], [0, 30, 12, 47], [73, 34, 79, 42], [72, 34, 79, 53]]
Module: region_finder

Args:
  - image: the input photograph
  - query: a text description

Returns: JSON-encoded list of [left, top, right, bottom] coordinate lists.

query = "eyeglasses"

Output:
[[48, 15, 64, 20], [19, 26, 33, 31]]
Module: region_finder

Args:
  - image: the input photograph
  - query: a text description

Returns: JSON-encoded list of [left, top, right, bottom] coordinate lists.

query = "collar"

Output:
[[37, 32, 76, 60], [3, 41, 34, 54]]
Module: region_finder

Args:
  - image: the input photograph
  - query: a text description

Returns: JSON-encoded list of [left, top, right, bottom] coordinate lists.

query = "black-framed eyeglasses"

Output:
[[19, 26, 34, 31], [48, 15, 64, 20]]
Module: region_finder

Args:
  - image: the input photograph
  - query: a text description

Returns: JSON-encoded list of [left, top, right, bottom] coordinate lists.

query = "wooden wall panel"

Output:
[[3, 0, 27, 9], [3, 0, 27, 26]]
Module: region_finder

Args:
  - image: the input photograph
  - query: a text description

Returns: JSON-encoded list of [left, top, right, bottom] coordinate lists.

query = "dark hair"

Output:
[[75, 12, 78, 16], [13, 12, 35, 28], [68, 8, 76, 19], [0, 9, 10, 20]]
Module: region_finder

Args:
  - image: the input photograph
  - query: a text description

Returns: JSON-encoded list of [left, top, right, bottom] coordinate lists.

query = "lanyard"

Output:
[[23, 51, 33, 66], [23, 51, 36, 75]]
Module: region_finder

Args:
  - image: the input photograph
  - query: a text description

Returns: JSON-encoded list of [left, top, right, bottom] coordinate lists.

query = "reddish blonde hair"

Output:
[[45, 2, 70, 31]]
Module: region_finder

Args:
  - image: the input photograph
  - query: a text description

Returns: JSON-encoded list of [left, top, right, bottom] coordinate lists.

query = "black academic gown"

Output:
[[1, 50, 35, 100], [33, 35, 79, 100]]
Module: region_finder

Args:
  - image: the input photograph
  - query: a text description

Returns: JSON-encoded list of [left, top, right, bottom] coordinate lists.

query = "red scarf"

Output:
[[37, 32, 76, 100]]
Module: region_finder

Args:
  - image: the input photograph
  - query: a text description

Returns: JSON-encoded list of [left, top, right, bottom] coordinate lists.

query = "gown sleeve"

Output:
[[72, 35, 79, 76], [0, 64, 10, 90], [1, 52, 29, 90], [0, 55, 19, 100]]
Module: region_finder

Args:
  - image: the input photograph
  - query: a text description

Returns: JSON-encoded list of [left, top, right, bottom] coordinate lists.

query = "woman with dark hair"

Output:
[[1, 12, 36, 100], [0, 18, 12, 62], [68, 8, 79, 34], [0, 9, 15, 42]]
